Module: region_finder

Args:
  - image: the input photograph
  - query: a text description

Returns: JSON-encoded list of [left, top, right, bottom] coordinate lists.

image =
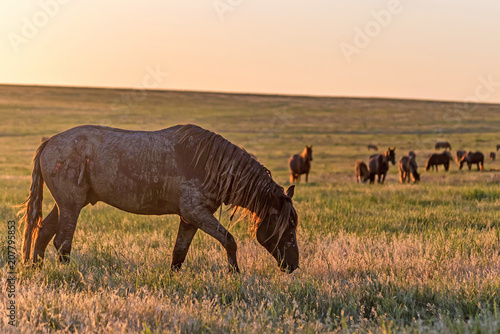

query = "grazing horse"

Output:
[[20, 125, 299, 273], [455, 150, 466, 165], [368, 147, 396, 184], [355, 161, 370, 183], [289, 146, 313, 183], [367, 144, 378, 151], [497, 145, 500, 151], [399, 155, 420, 183], [490, 152, 496, 161], [435, 141, 452, 150], [459, 151, 484, 171], [425, 151, 452, 171]]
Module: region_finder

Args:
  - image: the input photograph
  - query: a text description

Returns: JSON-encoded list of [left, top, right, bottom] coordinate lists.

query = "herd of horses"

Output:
[[353, 140, 495, 184], [288, 140, 496, 186]]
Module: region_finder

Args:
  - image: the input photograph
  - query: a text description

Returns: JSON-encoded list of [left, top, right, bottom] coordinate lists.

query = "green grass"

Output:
[[0, 84, 499, 333]]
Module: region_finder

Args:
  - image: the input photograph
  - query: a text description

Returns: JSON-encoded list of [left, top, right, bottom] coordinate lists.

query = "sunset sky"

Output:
[[1, 0, 500, 103]]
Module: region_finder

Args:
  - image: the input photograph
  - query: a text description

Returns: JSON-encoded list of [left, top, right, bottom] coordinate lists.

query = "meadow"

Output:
[[0, 84, 499, 333]]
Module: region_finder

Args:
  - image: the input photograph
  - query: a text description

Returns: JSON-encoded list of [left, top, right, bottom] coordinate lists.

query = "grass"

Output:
[[0, 84, 499, 333]]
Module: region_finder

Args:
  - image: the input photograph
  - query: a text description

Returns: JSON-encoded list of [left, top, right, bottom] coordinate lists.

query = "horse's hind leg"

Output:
[[32, 205, 59, 263], [171, 217, 199, 271], [53, 206, 82, 263]]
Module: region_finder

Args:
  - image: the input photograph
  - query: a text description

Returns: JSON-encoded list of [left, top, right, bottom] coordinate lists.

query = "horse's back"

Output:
[[39, 125, 184, 214]]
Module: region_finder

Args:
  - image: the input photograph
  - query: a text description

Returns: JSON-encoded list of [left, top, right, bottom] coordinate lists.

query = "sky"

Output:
[[1, 0, 500, 103]]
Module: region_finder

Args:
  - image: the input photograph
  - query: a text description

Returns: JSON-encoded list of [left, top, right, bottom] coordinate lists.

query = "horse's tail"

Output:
[[19, 140, 49, 263]]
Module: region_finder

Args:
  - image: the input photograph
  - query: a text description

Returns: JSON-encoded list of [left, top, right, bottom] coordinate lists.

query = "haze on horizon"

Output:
[[1, 0, 500, 103]]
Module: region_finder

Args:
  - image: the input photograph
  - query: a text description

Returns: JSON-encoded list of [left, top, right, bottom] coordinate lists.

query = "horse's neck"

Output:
[[301, 148, 310, 161]]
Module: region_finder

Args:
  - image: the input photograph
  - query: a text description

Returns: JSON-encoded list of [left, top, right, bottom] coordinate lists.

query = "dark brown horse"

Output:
[[368, 147, 396, 184], [455, 150, 466, 164], [425, 151, 452, 171], [355, 160, 369, 183], [367, 144, 378, 151], [399, 155, 420, 183], [497, 145, 500, 151], [435, 141, 452, 150], [289, 146, 313, 183], [459, 151, 484, 171], [490, 152, 496, 161], [20, 125, 299, 273]]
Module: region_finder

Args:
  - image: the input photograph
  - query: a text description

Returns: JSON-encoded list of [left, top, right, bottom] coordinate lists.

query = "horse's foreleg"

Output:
[[171, 217, 198, 271], [381, 173, 386, 184], [305, 172, 309, 183], [32, 205, 59, 263], [181, 208, 239, 273], [53, 206, 82, 263]]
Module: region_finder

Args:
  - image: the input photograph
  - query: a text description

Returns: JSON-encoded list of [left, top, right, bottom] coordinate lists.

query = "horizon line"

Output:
[[1, 82, 500, 107]]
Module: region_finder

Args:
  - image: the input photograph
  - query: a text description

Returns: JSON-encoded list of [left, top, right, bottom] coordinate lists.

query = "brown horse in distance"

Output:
[[490, 152, 496, 161], [435, 141, 452, 150], [355, 161, 370, 183], [289, 146, 313, 183], [368, 147, 396, 184], [425, 151, 452, 171], [21, 125, 300, 273], [367, 144, 378, 151], [497, 145, 500, 151], [459, 151, 484, 171], [399, 155, 420, 183]]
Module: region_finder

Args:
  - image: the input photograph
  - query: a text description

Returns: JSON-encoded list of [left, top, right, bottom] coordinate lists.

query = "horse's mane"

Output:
[[175, 124, 295, 239]]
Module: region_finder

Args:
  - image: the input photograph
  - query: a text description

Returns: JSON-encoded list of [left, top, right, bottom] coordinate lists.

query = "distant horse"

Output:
[[497, 145, 500, 151], [455, 150, 466, 164], [41, 137, 49, 143], [435, 141, 452, 150], [355, 161, 370, 183], [459, 151, 484, 171], [289, 146, 313, 183], [367, 144, 378, 151], [408, 151, 416, 159], [368, 147, 396, 184], [399, 155, 420, 183], [20, 125, 299, 273], [491, 152, 496, 161], [425, 151, 452, 171]]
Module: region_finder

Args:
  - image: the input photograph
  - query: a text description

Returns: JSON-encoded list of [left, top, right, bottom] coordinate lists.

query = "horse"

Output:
[[490, 152, 496, 161], [435, 141, 452, 150], [455, 150, 466, 164], [425, 151, 452, 171], [367, 144, 378, 151], [41, 137, 49, 143], [399, 155, 420, 183], [408, 151, 416, 159], [289, 146, 313, 183], [459, 151, 484, 171], [355, 161, 370, 183], [368, 147, 396, 184], [497, 145, 500, 151], [20, 125, 299, 273]]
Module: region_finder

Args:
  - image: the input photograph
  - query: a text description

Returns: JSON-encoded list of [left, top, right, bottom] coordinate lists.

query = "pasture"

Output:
[[1, 84, 500, 333]]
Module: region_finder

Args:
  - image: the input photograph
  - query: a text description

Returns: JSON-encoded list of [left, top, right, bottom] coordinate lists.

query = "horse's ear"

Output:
[[285, 185, 295, 199]]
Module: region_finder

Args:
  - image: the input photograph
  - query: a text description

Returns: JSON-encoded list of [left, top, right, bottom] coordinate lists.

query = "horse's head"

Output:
[[458, 152, 468, 170], [387, 147, 396, 165], [306, 146, 313, 161], [256, 185, 299, 273]]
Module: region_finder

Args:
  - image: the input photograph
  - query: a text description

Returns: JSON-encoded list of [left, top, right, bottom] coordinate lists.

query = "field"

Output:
[[1, 84, 500, 333]]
